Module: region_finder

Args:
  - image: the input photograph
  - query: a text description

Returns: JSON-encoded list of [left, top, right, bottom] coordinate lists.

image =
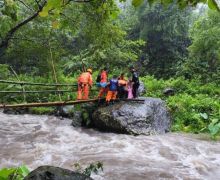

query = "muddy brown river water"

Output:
[[0, 112, 220, 180]]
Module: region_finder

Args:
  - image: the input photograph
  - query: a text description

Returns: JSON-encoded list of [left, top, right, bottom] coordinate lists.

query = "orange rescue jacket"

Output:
[[100, 70, 108, 83], [78, 72, 93, 86]]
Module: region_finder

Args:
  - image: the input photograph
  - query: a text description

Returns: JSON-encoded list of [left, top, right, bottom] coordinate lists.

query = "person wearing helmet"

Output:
[[77, 68, 93, 100]]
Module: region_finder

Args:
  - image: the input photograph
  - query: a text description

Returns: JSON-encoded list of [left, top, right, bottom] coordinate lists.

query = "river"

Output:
[[0, 112, 220, 180]]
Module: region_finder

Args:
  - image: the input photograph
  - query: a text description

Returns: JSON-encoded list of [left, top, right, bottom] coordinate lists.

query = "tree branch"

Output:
[[34, 0, 41, 10], [65, 0, 91, 5], [0, 0, 92, 56], [17, 0, 35, 12], [0, 0, 47, 56]]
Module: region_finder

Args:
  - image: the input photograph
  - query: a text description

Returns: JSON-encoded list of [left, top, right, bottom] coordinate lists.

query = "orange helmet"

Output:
[[87, 68, 93, 74]]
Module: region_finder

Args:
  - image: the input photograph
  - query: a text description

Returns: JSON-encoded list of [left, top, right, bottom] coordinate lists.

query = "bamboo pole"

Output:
[[0, 90, 74, 94], [49, 41, 62, 101], [0, 89, 98, 94], [0, 80, 77, 87], [9, 66, 27, 103], [0, 99, 145, 109], [0, 99, 103, 108]]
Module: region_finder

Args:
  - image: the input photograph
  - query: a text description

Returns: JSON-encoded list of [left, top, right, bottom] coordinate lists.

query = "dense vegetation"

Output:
[[0, 0, 219, 137]]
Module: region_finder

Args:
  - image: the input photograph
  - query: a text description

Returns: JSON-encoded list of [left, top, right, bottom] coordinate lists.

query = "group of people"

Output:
[[77, 67, 140, 104]]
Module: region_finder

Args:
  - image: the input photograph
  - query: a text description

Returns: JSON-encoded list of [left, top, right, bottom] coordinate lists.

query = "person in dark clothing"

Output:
[[130, 67, 140, 98]]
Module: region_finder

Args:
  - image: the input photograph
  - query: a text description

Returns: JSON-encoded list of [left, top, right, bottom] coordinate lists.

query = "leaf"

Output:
[[132, 0, 144, 7], [208, 0, 219, 11], [200, 113, 208, 120], [161, 0, 173, 6], [39, 11, 48, 17], [110, 11, 119, 20], [52, 20, 60, 29], [211, 118, 219, 125], [18, 165, 30, 177], [0, 168, 15, 179], [148, 0, 154, 5], [209, 124, 220, 136]]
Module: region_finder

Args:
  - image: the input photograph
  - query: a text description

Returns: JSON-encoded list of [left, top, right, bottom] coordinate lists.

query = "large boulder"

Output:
[[24, 166, 93, 180], [55, 106, 83, 127], [92, 97, 171, 135], [3, 107, 29, 114], [163, 88, 175, 96], [55, 105, 75, 117]]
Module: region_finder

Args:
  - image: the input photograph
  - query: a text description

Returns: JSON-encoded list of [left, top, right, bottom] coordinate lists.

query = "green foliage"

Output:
[[73, 161, 103, 177], [0, 64, 10, 79], [124, 2, 191, 78], [83, 162, 103, 177], [180, 10, 220, 83], [29, 107, 55, 115], [208, 119, 220, 139], [132, 0, 144, 7], [141, 76, 220, 137], [0, 71, 77, 104], [208, 0, 219, 11], [0, 165, 30, 180]]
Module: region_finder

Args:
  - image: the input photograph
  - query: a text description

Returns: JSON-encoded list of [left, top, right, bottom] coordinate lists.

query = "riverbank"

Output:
[[0, 112, 220, 179]]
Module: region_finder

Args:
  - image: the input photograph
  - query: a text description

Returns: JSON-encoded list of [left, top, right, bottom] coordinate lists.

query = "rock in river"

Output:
[[24, 166, 93, 180], [92, 97, 171, 135]]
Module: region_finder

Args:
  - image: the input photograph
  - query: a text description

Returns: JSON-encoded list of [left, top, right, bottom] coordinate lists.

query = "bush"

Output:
[[0, 166, 30, 180], [141, 76, 220, 137]]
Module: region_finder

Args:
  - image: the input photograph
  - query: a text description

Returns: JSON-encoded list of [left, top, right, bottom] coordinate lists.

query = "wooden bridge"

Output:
[[0, 79, 97, 108], [0, 79, 144, 109]]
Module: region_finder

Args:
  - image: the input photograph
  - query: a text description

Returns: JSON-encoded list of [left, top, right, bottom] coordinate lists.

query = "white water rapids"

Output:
[[0, 112, 220, 180]]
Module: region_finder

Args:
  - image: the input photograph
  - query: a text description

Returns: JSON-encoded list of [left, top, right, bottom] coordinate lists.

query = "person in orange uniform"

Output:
[[106, 75, 118, 105], [77, 69, 93, 100], [98, 67, 108, 98]]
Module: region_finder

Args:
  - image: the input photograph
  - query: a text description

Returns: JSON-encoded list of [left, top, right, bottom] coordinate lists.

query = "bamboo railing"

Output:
[[0, 80, 77, 87]]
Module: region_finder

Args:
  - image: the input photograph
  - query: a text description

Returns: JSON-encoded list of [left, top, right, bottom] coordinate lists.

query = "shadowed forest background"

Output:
[[0, 0, 219, 137]]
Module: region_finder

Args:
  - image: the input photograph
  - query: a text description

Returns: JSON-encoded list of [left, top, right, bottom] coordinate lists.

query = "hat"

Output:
[[87, 68, 93, 73]]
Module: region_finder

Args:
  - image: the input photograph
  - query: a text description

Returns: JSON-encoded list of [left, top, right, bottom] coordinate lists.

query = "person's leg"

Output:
[[136, 84, 140, 98], [118, 86, 123, 99], [77, 84, 82, 100], [98, 87, 104, 98], [133, 84, 139, 98], [83, 85, 89, 100], [122, 88, 127, 99], [132, 84, 137, 98], [106, 91, 112, 102], [112, 91, 117, 103]]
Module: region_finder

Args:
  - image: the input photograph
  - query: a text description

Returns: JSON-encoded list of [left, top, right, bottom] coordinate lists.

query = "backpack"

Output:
[[96, 74, 101, 83]]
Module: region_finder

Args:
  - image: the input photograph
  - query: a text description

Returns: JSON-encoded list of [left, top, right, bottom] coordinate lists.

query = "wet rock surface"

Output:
[[163, 88, 175, 96], [55, 105, 75, 118], [24, 166, 92, 180], [138, 81, 146, 95], [92, 97, 171, 135], [3, 107, 29, 114]]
